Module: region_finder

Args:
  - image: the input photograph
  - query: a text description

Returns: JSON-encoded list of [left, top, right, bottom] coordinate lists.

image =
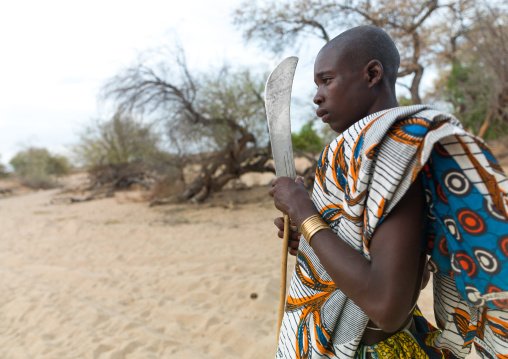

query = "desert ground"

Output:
[[3, 152, 507, 358]]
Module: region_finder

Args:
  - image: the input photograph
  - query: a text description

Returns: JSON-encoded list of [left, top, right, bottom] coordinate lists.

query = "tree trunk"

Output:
[[410, 65, 424, 105], [173, 135, 273, 204], [478, 109, 494, 138]]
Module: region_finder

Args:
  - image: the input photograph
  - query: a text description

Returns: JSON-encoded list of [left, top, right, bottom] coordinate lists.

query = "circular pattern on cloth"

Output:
[[443, 216, 462, 242], [451, 253, 461, 274], [434, 142, 451, 157], [422, 163, 432, 178], [465, 284, 485, 307], [483, 198, 508, 223], [454, 250, 478, 278], [425, 188, 433, 206], [436, 183, 449, 205], [473, 247, 501, 275], [486, 284, 508, 309], [442, 169, 472, 197], [387, 117, 430, 146], [424, 189, 437, 221], [456, 208, 487, 236], [426, 233, 436, 252], [437, 235, 449, 257], [498, 235, 508, 259]]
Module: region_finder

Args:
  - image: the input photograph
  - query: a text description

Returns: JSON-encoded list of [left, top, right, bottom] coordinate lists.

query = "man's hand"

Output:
[[274, 217, 301, 256], [268, 176, 317, 226]]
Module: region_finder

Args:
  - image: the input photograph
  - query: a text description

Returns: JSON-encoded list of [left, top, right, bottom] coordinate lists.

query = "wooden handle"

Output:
[[276, 213, 290, 345]]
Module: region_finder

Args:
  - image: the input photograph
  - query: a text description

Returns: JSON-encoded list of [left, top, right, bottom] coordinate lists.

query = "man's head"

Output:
[[313, 25, 400, 133]]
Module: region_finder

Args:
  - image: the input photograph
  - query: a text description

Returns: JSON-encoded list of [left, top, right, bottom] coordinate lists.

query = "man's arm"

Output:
[[270, 175, 425, 333]]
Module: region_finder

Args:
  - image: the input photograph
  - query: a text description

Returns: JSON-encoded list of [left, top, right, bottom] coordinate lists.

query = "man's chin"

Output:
[[327, 123, 342, 134], [322, 115, 342, 133]]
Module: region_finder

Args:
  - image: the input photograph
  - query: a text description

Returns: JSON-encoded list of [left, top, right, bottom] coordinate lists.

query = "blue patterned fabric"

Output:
[[422, 142, 508, 310]]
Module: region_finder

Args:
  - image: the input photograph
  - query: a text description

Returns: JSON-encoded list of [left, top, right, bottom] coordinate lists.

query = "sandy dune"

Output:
[[0, 187, 289, 358], [0, 182, 485, 358]]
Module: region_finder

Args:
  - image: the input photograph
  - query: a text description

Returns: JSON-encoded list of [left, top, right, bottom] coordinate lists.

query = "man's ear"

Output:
[[366, 60, 383, 89]]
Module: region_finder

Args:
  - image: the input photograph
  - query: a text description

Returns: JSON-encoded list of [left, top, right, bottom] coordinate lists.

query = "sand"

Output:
[[0, 181, 486, 358]]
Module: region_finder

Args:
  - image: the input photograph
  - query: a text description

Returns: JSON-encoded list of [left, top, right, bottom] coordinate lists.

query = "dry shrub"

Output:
[[148, 175, 185, 202], [88, 163, 151, 189], [19, 176, 60, 190]]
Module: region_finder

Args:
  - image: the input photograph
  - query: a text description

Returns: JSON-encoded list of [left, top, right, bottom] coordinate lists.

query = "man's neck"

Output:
[[368, 92, 399, 117]]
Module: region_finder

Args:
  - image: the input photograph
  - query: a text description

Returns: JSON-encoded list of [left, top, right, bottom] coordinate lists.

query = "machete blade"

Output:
[[265, 56, 298, 180]]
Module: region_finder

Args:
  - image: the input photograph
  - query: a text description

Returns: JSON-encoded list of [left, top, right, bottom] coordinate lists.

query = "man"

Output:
[[269, 26, 508, 359]]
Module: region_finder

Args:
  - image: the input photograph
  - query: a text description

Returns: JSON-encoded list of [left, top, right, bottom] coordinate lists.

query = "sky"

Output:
[[0, 0, 325, 167], [0, 1, 428, 168]]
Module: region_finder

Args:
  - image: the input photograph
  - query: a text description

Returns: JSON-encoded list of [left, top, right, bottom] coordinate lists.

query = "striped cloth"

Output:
[[275, 105, 508, 359]]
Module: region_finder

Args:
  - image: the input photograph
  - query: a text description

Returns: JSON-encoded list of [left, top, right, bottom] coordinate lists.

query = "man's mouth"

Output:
[[316, 108, 328, 118], [316, 109, 329, 123]]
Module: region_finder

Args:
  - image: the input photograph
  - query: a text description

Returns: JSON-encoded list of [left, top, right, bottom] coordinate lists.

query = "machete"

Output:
[[264, 56, 298, 344]]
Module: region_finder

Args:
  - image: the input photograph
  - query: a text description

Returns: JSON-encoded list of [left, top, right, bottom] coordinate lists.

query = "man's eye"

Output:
[[323, 78, 332, 84]]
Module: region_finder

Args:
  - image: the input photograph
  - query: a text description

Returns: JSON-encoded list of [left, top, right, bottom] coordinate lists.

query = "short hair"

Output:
[[322, 26, 400, 87]]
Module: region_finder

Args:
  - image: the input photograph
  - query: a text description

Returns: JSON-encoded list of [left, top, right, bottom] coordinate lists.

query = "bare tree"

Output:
[[466, 5, 508, 137], [233, 0, 480, 104], [426, 2, 508, 138], [102, 47, 272, 203]]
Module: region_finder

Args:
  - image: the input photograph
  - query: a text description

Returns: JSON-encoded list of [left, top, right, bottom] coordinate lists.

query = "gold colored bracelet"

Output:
[[299, 214, 330, 246]]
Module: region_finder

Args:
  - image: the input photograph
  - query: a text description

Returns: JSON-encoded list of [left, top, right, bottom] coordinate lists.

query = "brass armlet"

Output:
[[299, 214, 330, 246]]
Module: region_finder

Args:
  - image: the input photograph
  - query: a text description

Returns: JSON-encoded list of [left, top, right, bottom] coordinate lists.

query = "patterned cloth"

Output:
[[275, 105, 508, 359]]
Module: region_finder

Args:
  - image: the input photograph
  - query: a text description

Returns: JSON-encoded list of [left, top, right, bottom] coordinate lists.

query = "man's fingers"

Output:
[[274, 217, 302, 244], [274, 217, 284, 230], [289, 239, 299, 249], [289, 247, 298, 256], [275, 217, 299, 231], [277, 232, 302, 240], [288, 239, 300, 255]]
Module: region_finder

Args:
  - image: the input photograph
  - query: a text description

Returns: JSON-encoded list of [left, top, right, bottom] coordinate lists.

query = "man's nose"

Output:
[[313, 90, 323, 105]]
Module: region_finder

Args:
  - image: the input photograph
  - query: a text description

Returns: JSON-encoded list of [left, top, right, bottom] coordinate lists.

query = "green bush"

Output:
[[291, 121, 324, 155], [440, 61, 506, 139], [9, 148, 71, 189], [0, 156, 8, 178], [74, 111, 160, 168], [398, 96, 413, 107]]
